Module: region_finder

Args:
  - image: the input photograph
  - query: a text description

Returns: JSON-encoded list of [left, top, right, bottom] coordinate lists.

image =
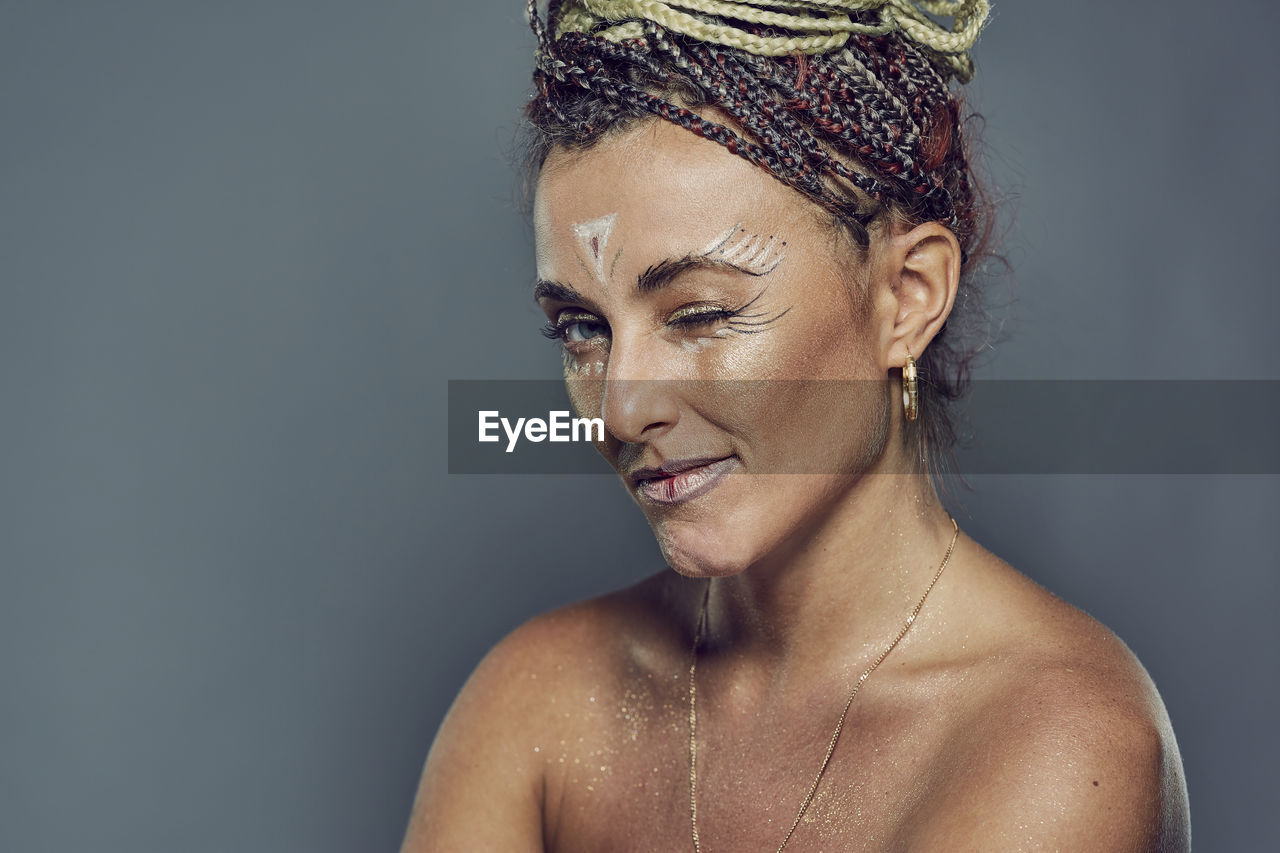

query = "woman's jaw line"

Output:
[[667, 472, 958, 669]]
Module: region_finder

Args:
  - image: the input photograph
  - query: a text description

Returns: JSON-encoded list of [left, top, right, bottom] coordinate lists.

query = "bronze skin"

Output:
[[534, 117, 961, 590], [403, 115, 1189, 853]]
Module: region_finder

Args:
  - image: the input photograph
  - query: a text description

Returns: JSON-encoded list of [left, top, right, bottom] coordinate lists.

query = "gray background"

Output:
[[2, 1, 1276, 851]]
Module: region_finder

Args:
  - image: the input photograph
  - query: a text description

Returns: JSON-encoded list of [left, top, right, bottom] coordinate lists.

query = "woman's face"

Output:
[[533, 119, 900, 578]]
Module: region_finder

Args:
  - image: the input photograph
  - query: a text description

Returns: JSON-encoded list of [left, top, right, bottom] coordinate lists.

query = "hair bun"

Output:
[[549, 0, 991, 82]]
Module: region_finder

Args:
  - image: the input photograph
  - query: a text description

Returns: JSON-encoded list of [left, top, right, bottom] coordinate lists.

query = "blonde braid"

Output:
[[554, 0, 989, 81]]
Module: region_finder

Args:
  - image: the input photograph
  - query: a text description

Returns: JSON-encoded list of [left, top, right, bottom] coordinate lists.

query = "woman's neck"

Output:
[[698, 470, 960, 684]]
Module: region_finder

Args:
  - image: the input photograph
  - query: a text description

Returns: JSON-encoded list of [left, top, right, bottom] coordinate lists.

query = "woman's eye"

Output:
[[541, 313, 609, 345], [668, 308, 733, 329], [564, 319, 607, 342]]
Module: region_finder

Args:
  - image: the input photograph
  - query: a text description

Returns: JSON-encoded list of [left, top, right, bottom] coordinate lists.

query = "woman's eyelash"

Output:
[[720, 306, 792, 334], [541, 314, 605, 342], [667, 307, 737, 328], [670, 286, 778, 326], [674, 290, 790, 334], [540, 290, 790, 342]]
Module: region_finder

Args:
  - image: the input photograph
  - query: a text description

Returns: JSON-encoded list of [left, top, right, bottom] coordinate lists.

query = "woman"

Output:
[[404, 1, 1190, 849]]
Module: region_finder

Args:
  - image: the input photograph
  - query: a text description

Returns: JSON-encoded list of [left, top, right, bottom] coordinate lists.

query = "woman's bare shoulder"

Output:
[[960, 543, 1173, 724], [419, 569, 690, 755], [911, 542, 1191, 850], [487, 568, 692, 691], [401, 570, 684, 851]]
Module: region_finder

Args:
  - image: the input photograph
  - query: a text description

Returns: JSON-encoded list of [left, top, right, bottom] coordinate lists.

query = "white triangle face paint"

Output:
[[571, 213, 618, 285]]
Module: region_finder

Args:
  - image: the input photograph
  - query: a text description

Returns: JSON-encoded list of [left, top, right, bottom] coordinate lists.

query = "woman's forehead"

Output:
[[534, 120, 811, 242]]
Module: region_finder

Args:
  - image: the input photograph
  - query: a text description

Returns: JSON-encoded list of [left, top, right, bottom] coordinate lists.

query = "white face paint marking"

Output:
[[681, 325, 734, 354], [745, 237, 780, 269], [699, 223, 740, 256], [720, 235, 749, 262], [566, 357, 605, 376], [571, 213, 618, 285], [699, 223, 787, 275]]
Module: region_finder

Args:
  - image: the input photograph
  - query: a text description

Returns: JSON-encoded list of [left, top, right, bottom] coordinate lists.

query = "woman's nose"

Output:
[[600, 337, 680, 445]]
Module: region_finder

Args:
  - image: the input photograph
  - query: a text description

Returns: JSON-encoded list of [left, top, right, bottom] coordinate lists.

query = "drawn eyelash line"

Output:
[[712, 288, 792, 334], [721, 305, 792, 334]]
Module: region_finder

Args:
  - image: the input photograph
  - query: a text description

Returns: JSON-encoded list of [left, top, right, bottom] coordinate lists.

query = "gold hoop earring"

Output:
[[902, 346, 919, 422]]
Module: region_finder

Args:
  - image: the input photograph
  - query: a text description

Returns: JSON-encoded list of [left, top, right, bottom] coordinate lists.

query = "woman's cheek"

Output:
[[678, 332, 782, 380], [564, 366, 606, 421], [564, 355, 606, 378]]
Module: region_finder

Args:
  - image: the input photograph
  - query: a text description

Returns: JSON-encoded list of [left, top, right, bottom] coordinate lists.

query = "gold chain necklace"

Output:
[[688, 516, 959, 852]]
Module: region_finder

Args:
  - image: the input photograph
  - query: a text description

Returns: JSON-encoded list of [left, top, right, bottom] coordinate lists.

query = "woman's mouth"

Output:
[[631, 456, 737, 504]]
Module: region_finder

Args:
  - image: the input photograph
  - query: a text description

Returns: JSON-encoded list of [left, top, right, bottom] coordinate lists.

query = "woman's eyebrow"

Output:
[[637, 254, 778, 294], [534, 237, 786, 302], [532, 279, 585, 304], [639, 227, 788, 292]]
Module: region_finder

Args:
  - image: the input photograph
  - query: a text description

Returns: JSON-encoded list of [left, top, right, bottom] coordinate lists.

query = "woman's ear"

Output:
[[879, 221, 961, 366]]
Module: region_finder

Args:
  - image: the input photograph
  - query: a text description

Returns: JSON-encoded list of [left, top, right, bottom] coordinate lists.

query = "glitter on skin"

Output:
[[515, 120, 1184, 852], [562, 351, 605, 376]]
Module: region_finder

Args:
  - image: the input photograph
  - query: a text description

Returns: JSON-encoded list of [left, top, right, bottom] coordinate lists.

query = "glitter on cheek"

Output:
[[564, 357, 606, 377]]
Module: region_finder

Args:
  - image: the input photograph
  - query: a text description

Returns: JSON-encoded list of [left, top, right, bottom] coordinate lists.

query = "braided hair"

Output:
[[522, 0, 999, 478]]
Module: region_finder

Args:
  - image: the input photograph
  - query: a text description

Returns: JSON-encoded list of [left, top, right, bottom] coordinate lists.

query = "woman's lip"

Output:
[[634, 457, 737, 505], [631, 455, 728, 481]]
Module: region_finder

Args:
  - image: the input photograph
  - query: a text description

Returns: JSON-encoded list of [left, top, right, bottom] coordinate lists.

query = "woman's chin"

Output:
[[653, 521, 756, 578]]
